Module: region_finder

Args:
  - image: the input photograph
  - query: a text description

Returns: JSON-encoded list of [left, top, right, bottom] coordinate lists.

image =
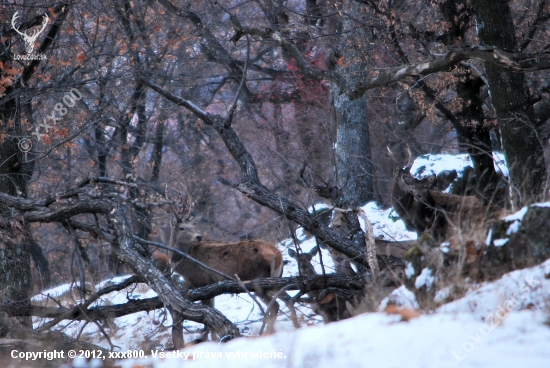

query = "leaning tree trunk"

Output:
[[472, 0, 547, 206]]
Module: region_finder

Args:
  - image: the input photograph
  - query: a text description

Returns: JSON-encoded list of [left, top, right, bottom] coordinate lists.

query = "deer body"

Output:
[[159, 215, 283, 333], [173, 239, 283, 287]]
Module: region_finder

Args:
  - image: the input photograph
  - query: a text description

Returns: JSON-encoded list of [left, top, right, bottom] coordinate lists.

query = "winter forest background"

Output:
[[1, 0, 550, 367]]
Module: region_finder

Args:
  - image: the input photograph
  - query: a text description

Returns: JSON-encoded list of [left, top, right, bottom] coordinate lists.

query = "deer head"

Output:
[[12, 11, 49, 54], [288, 247, 318, 277], [157, 211, 202, 253]]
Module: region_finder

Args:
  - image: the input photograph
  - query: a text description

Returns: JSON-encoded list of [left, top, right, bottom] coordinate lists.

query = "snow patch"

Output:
[[485, 228, 493, 246], [415, 268, 434, 289], [405, 262, 415, 278], [379, 285, 419, 311], [493, 238, 509, 247], [503, 206, 528, 222], [410, 153, 471, 179], [360, 202, 417, 241]]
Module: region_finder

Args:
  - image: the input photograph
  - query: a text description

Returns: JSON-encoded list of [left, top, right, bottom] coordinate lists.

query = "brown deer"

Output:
[[158, 214, 284, 334], [390, 150, 497, 241], [288, 247, 353, 322]]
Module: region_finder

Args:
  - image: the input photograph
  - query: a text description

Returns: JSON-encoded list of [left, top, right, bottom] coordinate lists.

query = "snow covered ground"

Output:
[[29, 154, 550, 367], [114, 258, 550, 368]]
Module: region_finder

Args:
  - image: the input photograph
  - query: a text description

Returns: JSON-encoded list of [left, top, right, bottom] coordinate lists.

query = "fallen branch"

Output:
[[2, 274, 367, 321]]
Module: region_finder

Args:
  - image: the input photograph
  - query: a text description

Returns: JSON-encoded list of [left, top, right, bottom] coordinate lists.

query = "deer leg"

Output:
[[258, 292, 279, 334], [284, 299, 301, 328]]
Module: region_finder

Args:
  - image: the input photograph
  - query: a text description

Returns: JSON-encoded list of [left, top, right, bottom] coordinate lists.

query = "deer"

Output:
[[157, 213, 284, 337], [328, 211, 413, 282], [390, 147, 499, 242], [288, 247, 353, 322], [12, 11, 49, 54]]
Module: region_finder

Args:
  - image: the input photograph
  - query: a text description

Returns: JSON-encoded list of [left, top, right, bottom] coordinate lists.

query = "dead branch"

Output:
[[2, 274, 366, 322], [107, 204, 241, 340]]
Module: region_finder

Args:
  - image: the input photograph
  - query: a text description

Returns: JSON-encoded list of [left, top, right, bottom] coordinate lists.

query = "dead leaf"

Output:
[[385, 305, 421, 321]]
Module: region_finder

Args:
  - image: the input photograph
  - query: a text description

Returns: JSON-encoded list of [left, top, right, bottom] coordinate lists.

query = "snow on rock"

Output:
[[410, 152, 508, 180], [410, 153, 473, 179], [493, 238, 509, 247], [414, 268, 435, 289], [379, 285, 419, 311], [503, 206, 529, 222], [360, 202, 417, 241], [495, 201, 550, 238], [409, 152, 507, 194]]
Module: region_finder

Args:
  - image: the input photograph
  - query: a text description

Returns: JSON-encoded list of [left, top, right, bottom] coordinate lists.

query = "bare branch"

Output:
[[225, 36, 250, 126], [3, 274, 366, 321], [351, 47, 550, 98]]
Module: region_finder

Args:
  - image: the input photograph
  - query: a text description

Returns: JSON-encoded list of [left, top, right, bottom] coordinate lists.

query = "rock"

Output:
[[484, 204, 550, 279]]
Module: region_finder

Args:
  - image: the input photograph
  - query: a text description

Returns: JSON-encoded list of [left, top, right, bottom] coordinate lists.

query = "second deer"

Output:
[[288, 247, 353, 322]]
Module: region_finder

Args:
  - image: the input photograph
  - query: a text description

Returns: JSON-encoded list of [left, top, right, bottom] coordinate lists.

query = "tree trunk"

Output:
[[329, 0, 376, 275], [331, 1, 373, 208], [472, 0, 547, 206], [0, 51, 33, 331], [455, 75, 507, 206], [0, 187, 32, 332]]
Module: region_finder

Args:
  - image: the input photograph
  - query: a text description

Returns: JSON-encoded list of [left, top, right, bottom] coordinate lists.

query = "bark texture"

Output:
[[331, 0, 373, 208], [472, 0, 547, 205]]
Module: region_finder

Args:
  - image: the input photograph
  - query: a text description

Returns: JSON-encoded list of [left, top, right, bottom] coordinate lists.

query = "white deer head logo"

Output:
[[11, 11, 49, 54]]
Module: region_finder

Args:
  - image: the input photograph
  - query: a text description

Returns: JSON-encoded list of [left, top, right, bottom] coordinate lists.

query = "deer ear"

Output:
[[170, 215, 178, 227], [288, 248, 298, 259], [186, 214, 201, 224]]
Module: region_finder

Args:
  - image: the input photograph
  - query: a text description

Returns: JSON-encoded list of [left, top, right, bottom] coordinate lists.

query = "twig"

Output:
[[234, 274, 267, 334], [225, 35, 249, 126]]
